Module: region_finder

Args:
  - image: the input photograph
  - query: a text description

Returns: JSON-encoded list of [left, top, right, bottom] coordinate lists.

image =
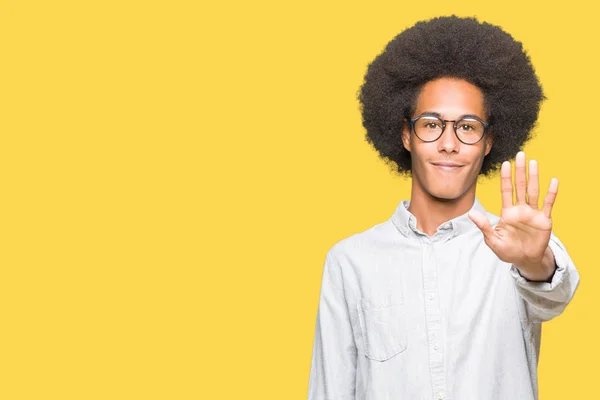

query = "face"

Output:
[[401, 77, 493, 201]]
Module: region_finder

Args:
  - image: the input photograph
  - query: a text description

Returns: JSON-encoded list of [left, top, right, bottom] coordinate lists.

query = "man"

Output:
[[307, 16, 580, 400]]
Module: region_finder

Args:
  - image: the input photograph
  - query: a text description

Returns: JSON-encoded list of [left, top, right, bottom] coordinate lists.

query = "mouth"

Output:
[[430, 162, 465, 171]]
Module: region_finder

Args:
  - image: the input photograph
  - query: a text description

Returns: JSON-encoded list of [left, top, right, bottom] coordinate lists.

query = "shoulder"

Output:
[[326, 219, 396, 261]]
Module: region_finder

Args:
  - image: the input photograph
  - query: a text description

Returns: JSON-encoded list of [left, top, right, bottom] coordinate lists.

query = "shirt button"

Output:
[[429, 293, 435, 300], [433, 344, 439, 350], [437, 392, 444, 400]]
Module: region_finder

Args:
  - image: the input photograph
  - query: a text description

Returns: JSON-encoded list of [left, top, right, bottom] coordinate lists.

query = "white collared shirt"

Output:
[[308, 197, 580, 400]]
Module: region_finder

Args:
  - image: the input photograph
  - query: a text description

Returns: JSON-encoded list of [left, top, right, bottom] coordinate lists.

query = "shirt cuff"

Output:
[[509, 237, 568, 292]]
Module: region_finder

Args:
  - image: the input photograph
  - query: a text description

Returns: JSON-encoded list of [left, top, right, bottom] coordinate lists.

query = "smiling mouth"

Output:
[[431, 162, 464, 170]]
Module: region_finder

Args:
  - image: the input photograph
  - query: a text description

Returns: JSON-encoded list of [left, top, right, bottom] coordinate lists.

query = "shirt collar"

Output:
[[390, 197, 487, 240]]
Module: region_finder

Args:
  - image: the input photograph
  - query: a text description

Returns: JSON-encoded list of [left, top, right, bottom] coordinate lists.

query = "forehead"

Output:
[[414, 77, 485, 118]]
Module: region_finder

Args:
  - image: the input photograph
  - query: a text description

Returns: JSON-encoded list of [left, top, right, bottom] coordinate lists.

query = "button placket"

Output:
[[420, 238, 446, 399]]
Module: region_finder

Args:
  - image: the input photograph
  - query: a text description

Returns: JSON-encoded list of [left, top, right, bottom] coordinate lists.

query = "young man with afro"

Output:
[[308, 16, 580, 400]]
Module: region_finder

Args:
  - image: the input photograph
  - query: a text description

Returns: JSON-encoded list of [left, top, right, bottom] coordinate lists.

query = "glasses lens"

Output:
[[456, 118, 485, 144], [413, 116, 443, 141]]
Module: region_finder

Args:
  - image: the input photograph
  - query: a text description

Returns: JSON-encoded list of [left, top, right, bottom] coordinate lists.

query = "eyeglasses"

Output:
[[410, 115, 489, 145]]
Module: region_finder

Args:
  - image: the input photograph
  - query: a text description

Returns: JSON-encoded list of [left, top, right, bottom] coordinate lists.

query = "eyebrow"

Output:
[[418, 111, 484, 120]]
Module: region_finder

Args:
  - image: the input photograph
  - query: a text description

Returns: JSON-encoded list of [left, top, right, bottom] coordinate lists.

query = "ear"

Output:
[[484, 131, 494, 156], [401, 121, 411, 152]]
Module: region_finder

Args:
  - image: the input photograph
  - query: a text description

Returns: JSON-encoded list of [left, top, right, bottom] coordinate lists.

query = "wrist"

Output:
[[514, 246, 556, 282]]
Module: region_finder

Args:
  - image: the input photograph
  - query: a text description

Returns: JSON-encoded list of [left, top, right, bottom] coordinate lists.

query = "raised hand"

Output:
[[468, 151, 558, 282]]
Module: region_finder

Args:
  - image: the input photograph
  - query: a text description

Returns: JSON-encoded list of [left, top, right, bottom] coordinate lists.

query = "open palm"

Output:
[[468, 151, 558, 270]]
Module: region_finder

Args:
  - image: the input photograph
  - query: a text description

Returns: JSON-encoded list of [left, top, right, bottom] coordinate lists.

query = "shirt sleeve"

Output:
[[509, 231, 581, 324], [308, 251, 357, 400]]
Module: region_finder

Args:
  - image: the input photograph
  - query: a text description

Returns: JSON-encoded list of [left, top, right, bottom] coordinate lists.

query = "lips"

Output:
[[431, 162, 464, 168], [431, 162, 465, 172]]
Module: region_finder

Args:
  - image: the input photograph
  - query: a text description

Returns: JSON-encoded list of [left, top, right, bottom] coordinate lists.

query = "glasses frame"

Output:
[[409, 114, 490, 145]]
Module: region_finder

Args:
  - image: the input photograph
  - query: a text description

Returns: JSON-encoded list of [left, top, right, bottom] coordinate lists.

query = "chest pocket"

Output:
[[357, 292, 407, 361]]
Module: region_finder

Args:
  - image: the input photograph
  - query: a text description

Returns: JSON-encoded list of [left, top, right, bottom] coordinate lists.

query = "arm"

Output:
[[467, 152, 580, 324], [510, 232, 580, 323], [308, 252, 357, 400]]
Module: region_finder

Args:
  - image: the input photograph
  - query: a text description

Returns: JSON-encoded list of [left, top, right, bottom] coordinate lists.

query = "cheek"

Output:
[[412, 144, 436, 162], [467, 150, 487, 175], [477, 148, 488, 164]]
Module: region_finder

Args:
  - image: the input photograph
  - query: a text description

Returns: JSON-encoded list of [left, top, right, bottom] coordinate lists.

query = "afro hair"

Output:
[[358, 15, 545, 177]]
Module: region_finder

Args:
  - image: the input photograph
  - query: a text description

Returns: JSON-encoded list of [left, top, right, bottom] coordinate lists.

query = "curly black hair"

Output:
[[358, 15, 545, 177]]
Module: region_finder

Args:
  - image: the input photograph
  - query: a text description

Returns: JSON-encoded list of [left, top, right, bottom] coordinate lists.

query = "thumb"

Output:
[[468, 210, 496, 242]]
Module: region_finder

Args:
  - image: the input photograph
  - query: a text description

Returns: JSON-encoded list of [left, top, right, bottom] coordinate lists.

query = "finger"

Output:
[[501, 161, 513, 209], [542, 178, 558, 218], [515, 151, 527, 205], [527, 159, 539, 209], [468, 210, 500, 248]]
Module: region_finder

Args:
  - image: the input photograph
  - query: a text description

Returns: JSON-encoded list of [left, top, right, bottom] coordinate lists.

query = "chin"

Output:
[[428, 188, 465, 201]]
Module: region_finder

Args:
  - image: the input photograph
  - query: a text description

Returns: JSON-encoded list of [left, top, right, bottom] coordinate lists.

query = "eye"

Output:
[[419, 119, 442, 130], [457, 119, 483, 132]]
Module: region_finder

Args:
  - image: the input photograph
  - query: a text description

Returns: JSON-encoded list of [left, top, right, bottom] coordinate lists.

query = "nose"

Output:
[[437, 122, 460, 153]]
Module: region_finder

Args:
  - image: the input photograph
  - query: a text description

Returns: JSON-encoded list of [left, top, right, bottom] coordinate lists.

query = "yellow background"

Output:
[[0, 0, 595, 399]]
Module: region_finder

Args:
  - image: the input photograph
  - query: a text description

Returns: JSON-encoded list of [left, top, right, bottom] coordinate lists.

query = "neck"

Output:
[[407, 183, 476, 237]]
